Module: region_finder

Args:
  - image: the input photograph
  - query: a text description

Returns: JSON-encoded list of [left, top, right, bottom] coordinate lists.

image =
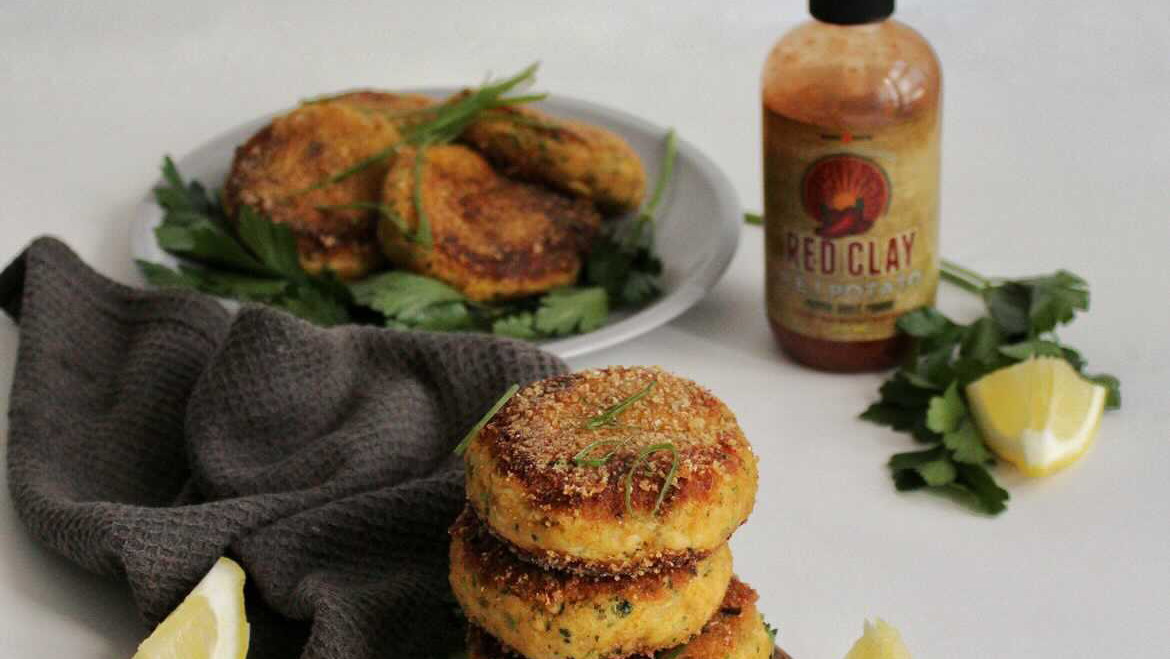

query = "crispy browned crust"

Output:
[[462, 105, 647, 214], [450, 507, 703, 607], [503, 539, 710, 578], [323, 90, 437, 130], [466, 631, 792, 659], [466, 578, 784, 659], [380, 144, 601, 301], [478, 366, 755, 516], [222, 101, 403, 279], [676, 579, 763, 658]]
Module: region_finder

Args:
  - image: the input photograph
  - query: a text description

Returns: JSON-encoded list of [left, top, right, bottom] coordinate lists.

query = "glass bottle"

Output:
[[762, 0, 942, 371]]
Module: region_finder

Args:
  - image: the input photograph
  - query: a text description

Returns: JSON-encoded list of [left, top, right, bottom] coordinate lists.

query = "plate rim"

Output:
[[130, 87, 742, 360]]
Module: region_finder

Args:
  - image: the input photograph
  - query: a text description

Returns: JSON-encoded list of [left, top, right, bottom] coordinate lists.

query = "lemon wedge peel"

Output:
[[132, 557, 250, 659], [966, 357, 1106, 478]]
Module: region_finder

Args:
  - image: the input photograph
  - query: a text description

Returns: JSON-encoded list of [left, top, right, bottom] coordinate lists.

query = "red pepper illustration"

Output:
[[802, 155, 890, 239]]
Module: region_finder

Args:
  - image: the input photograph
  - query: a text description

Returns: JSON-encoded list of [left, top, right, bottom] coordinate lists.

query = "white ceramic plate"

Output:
[[130, 88, 741, 359]]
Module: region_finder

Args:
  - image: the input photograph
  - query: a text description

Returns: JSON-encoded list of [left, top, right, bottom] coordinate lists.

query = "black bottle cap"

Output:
[[810, 0, 894, 25]]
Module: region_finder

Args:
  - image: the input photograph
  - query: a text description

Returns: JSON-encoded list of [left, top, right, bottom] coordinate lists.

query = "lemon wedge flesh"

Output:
[[966, 356, 1106, 477], [844, 619, 912, 659], [133, 557, 250, 659]]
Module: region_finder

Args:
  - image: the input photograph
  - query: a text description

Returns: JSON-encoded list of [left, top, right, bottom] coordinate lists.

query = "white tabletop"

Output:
[[2, 1, 1169, 657]]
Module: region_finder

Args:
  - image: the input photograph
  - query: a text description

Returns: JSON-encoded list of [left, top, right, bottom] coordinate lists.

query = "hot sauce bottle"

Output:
[[762, 0, 942, 371]]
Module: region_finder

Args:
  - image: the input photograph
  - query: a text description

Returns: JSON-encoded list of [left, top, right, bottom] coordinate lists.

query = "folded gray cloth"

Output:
[[0, 237, 567, 659]]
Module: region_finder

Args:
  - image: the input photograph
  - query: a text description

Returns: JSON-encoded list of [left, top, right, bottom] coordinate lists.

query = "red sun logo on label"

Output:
[[801, 154, 891, 239]]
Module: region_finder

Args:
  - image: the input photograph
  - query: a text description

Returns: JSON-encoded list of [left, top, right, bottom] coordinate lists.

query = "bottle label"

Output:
[[763, 110, 940, 342]]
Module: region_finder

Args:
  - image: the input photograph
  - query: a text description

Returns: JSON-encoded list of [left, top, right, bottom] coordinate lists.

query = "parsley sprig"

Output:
[[139, 158, 350, 325], [863, 260, 1121, 515]]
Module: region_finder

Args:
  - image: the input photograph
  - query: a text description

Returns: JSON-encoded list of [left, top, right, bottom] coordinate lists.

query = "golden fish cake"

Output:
[[320, 90, 437, 129], [379, 144, 601, 301], [463, 366, 758, 576], [223, 101, 404, 280], [666, 578, 775, 659], [449, 508, 732, 659], [466, 578, 776, 659], [462, 106, 647, 214]]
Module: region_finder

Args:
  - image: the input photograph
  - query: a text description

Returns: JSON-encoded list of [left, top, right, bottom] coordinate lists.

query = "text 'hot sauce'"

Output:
[[762, 0, 942, 372]]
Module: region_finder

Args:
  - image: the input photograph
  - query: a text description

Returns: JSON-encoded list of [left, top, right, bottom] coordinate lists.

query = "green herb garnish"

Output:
[[532, 287, 609, 336], [743, 212, 763, 226], [861, 259, 1121, 515], [349, 271, 475, 331], [636, 130, 677, 228], [584, 381, 656, 430], [141, 158, 350, 325], [763, 620, 778, 646], [299, 143, 405, 193], [572, 382, 673, 516], [316, 201, 413, 237], [301, 63, 542, 192], [572, 438, 631, 467], [484, 109, 563, 132], [585, 129, 676, 306], [624, 442, 679, 517], [411, 142, 433, 248], [491, 312, 540, 339], [454, 384, 520, 456]]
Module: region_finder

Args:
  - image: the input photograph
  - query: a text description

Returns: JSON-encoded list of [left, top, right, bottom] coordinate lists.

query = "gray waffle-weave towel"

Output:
[[0, 237, 567, 659]]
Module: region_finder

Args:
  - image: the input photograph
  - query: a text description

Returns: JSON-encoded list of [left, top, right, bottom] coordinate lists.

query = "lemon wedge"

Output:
[[132, 557, 250, 659], [966, 356, 1106, 477], [844, 619, 912, 659]]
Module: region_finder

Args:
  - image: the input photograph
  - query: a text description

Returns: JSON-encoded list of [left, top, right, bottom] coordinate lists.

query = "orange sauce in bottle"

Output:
[[762, 1, 942, 372]]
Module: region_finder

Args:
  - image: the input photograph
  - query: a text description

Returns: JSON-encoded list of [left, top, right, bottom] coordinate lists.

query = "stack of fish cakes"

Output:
[[451, 366, 774, 659]]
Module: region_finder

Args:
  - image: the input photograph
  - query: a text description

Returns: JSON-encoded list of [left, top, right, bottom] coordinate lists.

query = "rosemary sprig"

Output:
[[624, 443, 679, 517], [453, 384, 520, 456], [583, 381, 656, 430]]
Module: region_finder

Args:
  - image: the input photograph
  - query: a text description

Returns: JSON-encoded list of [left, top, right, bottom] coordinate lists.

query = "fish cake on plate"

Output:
[[223, 100, 404, 280], [466, 578, 777, 659], [449, 507, 732, 659], [316, 90, 437, 129], [379, 144, 601, 301], [462, 105, 647, 214], [463, 366, 758, 576]]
